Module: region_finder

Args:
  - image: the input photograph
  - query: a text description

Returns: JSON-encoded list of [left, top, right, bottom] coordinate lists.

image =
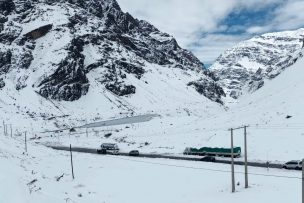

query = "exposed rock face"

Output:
[[0, 0, 15, 16], [0, 78, 5, 89], [0, 49, 12, 74], [38, 38, 89, 101], [24, 24, 53, 39], [188, 79, 226, 104], [0, 0, 225, 104], [211, 29, 304, 99], [105, 83, 136, 96]]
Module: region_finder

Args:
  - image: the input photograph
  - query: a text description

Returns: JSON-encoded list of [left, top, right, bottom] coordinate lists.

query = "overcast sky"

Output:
[[116, 0, 304, 65]]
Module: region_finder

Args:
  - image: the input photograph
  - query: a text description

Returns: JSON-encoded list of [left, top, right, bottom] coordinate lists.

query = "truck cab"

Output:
[[97, 143, 119, 155]]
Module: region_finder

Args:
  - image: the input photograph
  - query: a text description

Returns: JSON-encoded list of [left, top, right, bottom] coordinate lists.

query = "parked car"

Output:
[[129, 150, 139, 156], [283, 160, 302, 170], [97, 143, 119, 155], [200, 156, 216, 162]]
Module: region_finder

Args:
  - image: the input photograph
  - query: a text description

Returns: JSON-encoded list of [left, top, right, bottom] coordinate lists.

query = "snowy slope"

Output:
[[39, 52, 304, 163], [211, 28, 304, 100], [0, 135, 302, 203], [0, 0, 225, 131]]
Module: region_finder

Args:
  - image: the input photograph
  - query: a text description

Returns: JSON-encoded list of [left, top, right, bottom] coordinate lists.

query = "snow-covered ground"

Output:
[[0, 135, 301, 203], [35, 51, 304, 163], [2, 54, 304, 202], [2, 1, 304, 202]]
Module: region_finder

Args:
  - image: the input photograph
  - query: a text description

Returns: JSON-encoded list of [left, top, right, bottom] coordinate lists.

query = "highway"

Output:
[[49, 145, 285, 169]]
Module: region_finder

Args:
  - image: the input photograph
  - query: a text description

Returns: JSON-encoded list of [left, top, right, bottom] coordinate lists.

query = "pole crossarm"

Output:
[[229, 125, 250, 131]]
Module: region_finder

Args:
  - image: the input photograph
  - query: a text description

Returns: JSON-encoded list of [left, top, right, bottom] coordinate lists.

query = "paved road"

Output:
[[49, 145, 284, 169]]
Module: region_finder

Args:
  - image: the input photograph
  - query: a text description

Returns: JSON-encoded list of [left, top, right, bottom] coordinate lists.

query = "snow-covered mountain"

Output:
[[38, 49, 304, 162], [0, 0, 225, 130], [211, 28, 304, 99]]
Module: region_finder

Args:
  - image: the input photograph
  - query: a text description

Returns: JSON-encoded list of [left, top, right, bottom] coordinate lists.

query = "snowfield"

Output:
[[34, 50, 304, 164], [1, 53, 304, 203], [2, 47, 304, 203], [1, 1, 304, 202], [0, 135, 302, 203]]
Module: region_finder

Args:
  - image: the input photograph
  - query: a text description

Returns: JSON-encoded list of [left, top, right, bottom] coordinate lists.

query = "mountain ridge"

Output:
[[0, 0, 225, 131], [210, 28, 304, 100]]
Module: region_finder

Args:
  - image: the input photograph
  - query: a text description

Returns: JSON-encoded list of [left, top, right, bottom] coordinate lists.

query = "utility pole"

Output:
[[2, 121, 5, 136], [4, 123, 7, 136], [244, 125, 249, 188], [230, 128, 235, 193], [70, 144, 75, 179], [86, 128, 88, 137], [5, 124, 8, 136], [24, 131, 27, 153], [302, 159, 304, 203], [10, 124, 12, 137]]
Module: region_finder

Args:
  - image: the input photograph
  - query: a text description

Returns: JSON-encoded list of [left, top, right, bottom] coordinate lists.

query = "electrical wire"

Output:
[[104, 155, 302, 180]]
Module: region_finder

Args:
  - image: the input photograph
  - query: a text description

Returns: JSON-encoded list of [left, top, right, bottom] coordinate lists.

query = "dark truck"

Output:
[[183, 147, 241, 158], [97, 143, 119, 155]]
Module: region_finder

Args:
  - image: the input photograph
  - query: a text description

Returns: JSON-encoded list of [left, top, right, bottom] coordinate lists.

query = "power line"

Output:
[[104, 155, 301, 180]]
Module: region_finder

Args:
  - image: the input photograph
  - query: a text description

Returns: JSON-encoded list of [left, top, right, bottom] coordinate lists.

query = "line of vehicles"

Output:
[[96, 143, 303, 170]]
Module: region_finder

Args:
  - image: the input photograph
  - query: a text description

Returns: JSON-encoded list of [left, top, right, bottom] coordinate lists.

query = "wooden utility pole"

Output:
[[2, 121, 5, 136], [5, 124, 8, 136], [244, 126, 249, 188], [10, 124, 12, 137], [70, 144, 75, 179], [4, 123, 7, 136], [302, 159, 304, 203], [230, 128, 235, 193], [24, 131, 27, 153]]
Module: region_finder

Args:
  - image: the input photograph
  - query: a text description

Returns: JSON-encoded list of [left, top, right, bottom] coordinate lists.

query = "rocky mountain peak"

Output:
[[0, 0, 225, 119], [210, 28, 304, 99]]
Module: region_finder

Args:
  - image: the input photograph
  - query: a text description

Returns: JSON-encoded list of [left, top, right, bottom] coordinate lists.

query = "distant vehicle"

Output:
[[129, 150, 139, 156], [97, 143, 119, 155], [200, 156, 216, 162], [183, 147, 241, 158], [283, 160, 302, 170], [97, 148, 107, 154]]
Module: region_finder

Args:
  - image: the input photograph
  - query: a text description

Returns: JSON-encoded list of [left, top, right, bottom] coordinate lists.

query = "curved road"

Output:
[[48, 145, 285, 170]]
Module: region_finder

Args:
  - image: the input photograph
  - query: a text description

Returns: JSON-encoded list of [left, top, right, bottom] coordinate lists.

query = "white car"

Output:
[[283, 160, 302, 170]]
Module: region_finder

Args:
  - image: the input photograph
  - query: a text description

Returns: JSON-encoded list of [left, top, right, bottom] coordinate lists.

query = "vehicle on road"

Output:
[[200, 156, 216, 162], [97, 143, 119, 155], [129, 150, 140, 156], [183, 147, 241, 158], [97, 148, 107, 154], [283, 160, 302, 170]]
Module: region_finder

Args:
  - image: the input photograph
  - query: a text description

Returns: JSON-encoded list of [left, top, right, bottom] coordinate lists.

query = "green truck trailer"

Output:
[[183, 147, 241, 157]]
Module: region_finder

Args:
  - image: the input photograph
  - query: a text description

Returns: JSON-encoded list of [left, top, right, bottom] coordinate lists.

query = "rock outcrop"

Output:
[[0, 0, 225, 105]]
